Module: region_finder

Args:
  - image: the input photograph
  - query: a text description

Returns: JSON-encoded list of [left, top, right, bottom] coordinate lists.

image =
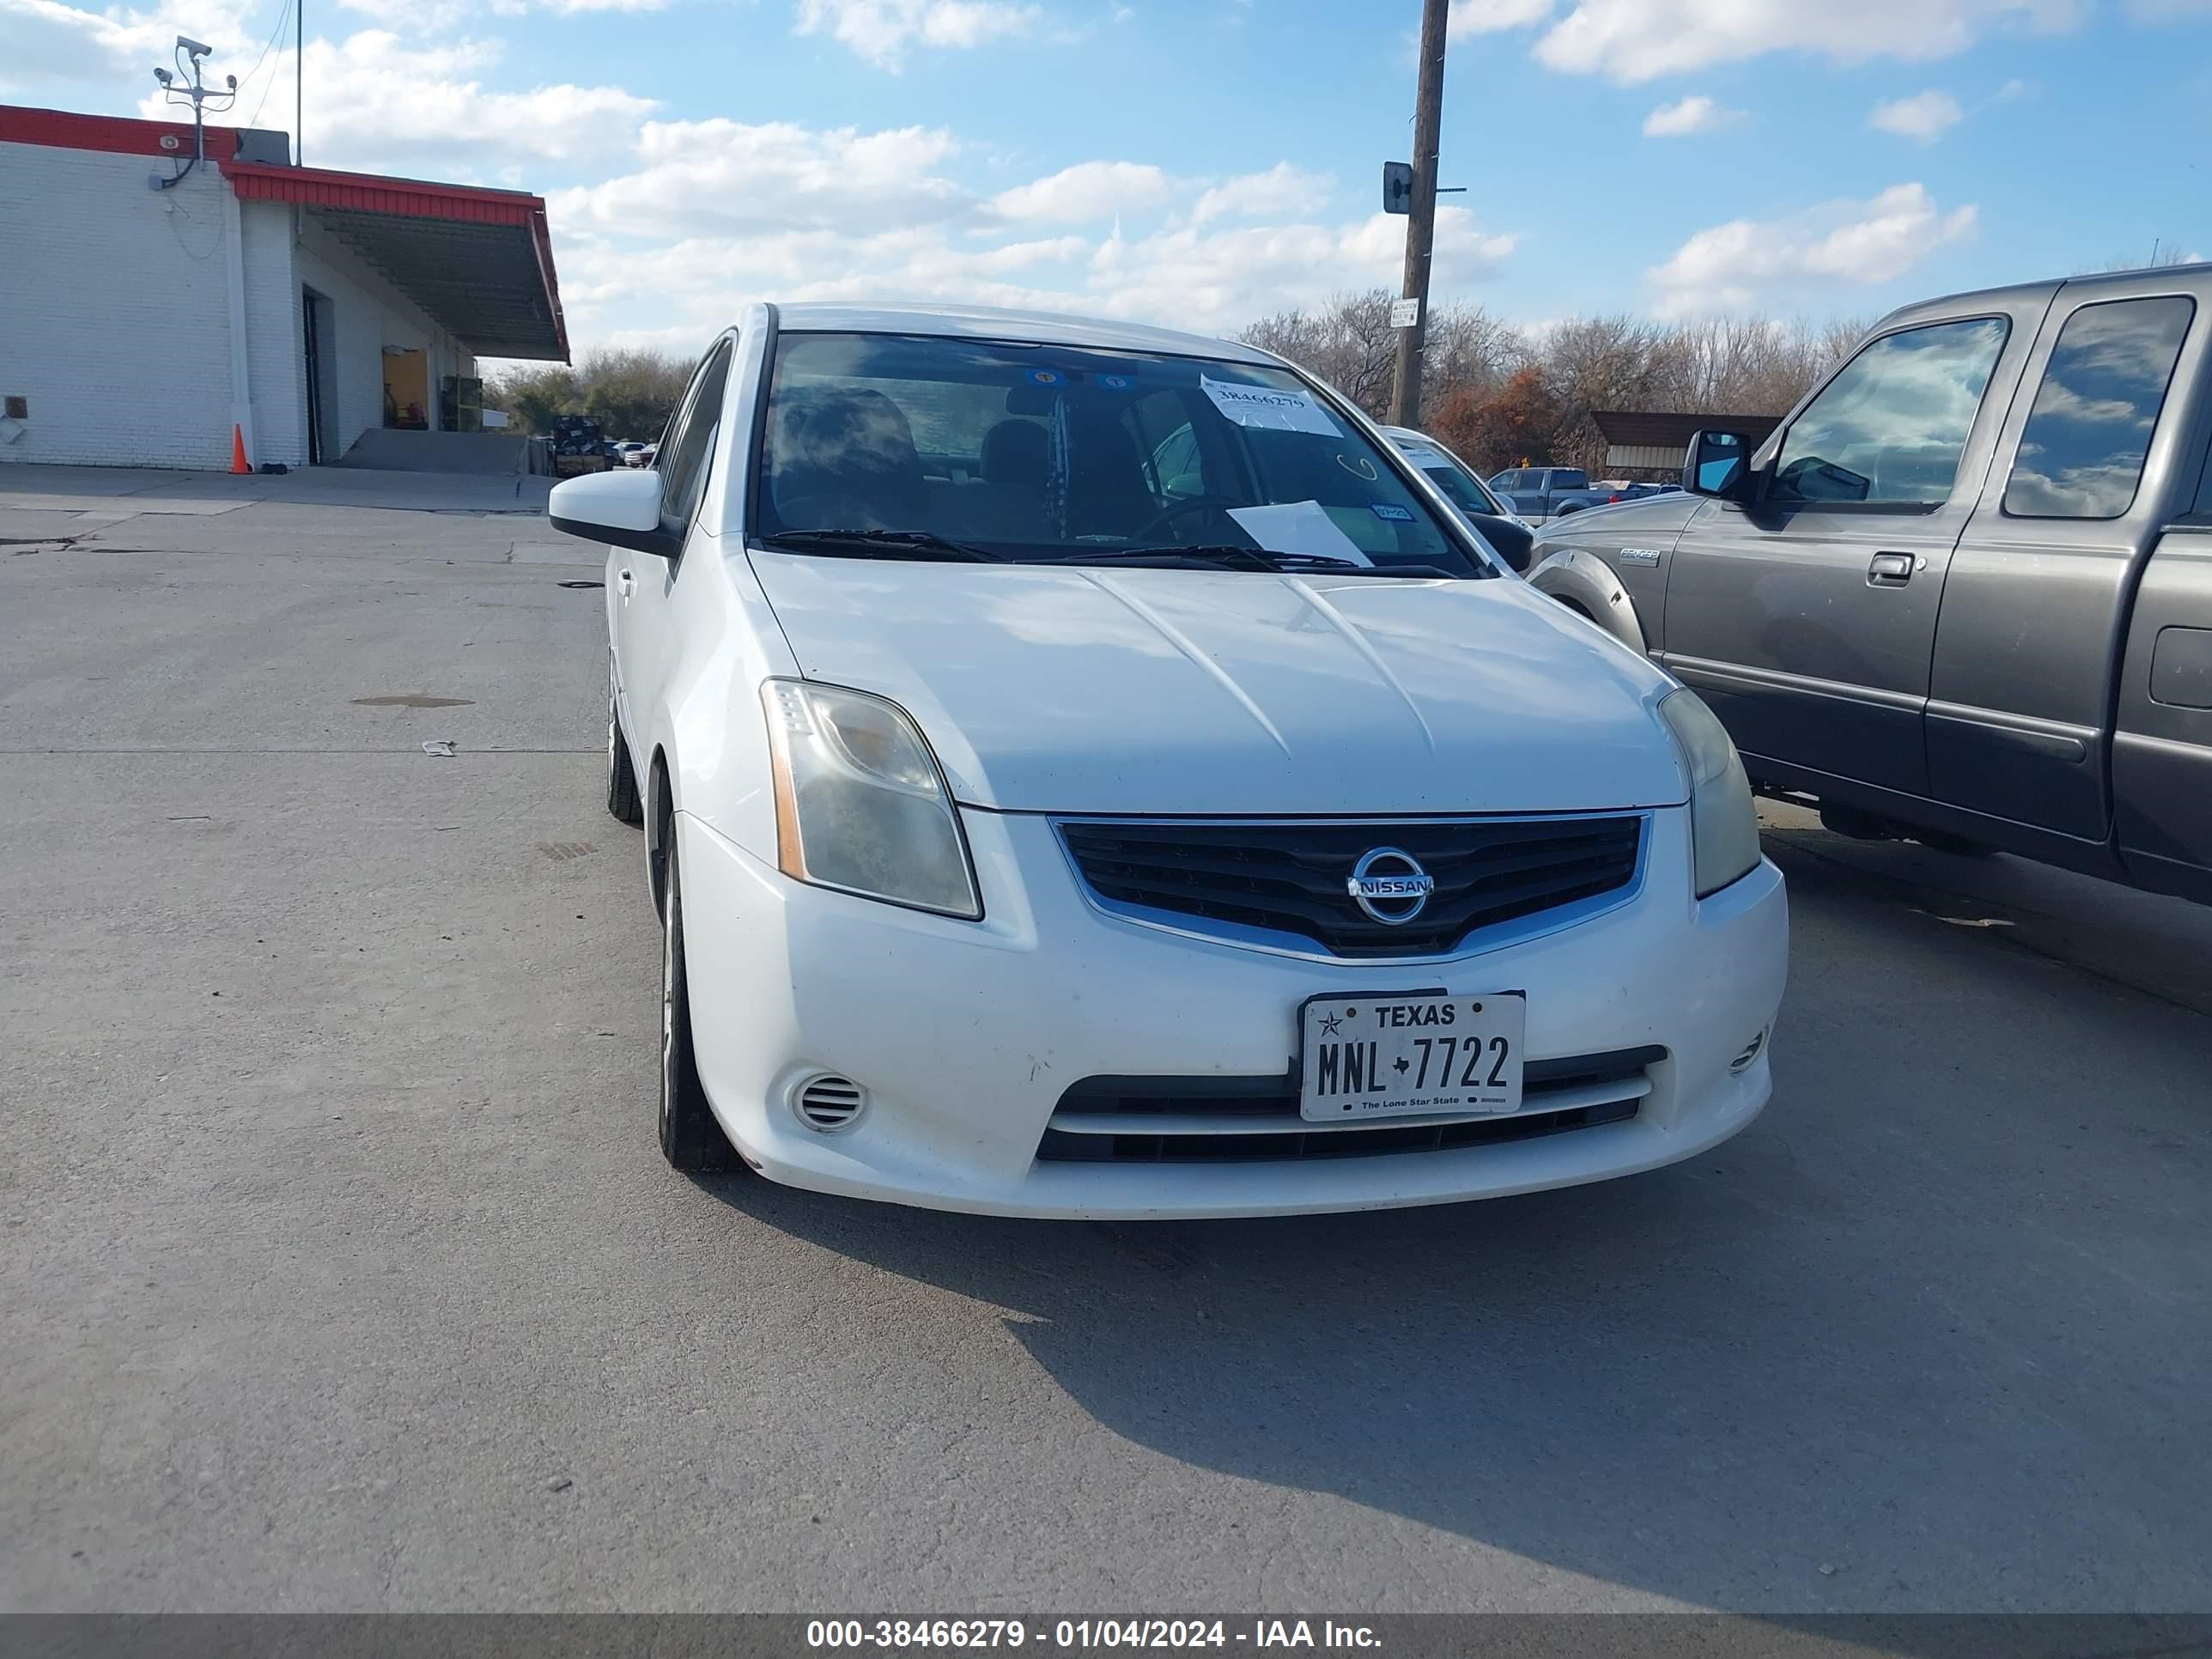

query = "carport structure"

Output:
[[222, 162, 568, 364], [1590, 409, 1784, 481]]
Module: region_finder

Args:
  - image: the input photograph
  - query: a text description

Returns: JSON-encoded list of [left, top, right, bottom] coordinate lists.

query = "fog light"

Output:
[[791, 1073, 866, 1133], [1729, 1029, 1768, 1073]]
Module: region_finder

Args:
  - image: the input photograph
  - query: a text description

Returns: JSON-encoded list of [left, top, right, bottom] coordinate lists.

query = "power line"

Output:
[[237, 0, 296, 129]]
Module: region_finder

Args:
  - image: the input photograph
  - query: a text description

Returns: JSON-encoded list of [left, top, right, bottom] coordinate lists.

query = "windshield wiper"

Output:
[[1059, 544, 1370, 574], [757, 529, 1007, 562]]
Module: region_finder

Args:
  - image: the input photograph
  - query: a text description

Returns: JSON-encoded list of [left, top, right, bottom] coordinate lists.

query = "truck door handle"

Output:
[[1868, 552, 1914, 587], [617, 568, 635, 598]]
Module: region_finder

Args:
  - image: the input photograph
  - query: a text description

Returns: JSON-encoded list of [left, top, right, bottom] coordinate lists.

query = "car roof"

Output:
[[768, 302, 1279, 365], [1872, 262, 2212, 334]]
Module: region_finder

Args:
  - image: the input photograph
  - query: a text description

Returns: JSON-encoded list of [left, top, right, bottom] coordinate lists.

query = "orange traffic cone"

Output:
[[230, 425, 251, 475]]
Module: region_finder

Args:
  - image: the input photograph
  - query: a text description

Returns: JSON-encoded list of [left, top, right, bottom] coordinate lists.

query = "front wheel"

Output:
[[659, 832, 744, 1173]]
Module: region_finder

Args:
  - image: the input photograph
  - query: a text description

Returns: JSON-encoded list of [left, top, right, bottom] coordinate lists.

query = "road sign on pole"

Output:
[[1382, 161, 1413, 216]]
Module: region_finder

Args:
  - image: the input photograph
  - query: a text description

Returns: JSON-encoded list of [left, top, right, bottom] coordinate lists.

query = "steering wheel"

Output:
[[1123, 495, 1248, 546]]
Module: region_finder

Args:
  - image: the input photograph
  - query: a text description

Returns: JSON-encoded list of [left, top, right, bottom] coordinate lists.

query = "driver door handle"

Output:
[[617, 568, 635, 599], [1868, 552, 1914, 587]]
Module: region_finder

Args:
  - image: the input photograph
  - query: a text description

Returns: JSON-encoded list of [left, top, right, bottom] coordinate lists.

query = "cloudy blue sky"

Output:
[[9, 0, 2209, 357]]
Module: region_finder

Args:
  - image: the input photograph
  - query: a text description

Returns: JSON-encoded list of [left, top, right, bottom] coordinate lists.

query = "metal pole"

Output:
[[1389, 0, 1449, 429], [295, 0, 302, 164]]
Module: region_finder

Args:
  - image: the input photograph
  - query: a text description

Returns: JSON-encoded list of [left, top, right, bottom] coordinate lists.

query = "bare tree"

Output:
[[485, 346, 697, 438], [1241, 290, 1401, 416], [1241, 289, 1523, 421], [1243, 294, 1883, 471]]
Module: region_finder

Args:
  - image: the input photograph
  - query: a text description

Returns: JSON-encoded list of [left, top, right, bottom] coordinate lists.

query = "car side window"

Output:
[[659, 342, 734, 530], [1125, 391, 1203, 500], [1771, 317, 2009, 507], [2003, 296, 2195, 520]]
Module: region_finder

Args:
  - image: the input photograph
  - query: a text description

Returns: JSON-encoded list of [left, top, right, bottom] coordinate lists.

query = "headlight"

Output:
[[1657, 687, 1760, 898], [762, 679, 981, 920]]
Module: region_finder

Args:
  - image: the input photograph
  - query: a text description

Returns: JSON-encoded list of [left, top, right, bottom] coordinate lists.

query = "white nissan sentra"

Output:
[[547, 303, 1788, 1219]]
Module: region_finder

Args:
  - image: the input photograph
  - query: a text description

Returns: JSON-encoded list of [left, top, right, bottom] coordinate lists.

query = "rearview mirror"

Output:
[[549, 466, 679, 558], [1683, 429, 1751, 500]]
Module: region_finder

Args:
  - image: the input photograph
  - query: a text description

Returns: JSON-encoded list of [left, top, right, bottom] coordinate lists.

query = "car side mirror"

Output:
[[1683, 429, 1752, 500], [1469, 513, 1533, 574], [549, 467, 680, 558]]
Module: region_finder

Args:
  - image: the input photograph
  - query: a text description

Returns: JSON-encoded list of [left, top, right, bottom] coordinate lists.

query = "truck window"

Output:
[[2002, 296, 2195, 520], [1550, 470, 1589, 491], [1771, 317, 2009, 507]]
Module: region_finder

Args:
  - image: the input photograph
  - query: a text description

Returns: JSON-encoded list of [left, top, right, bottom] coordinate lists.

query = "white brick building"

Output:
[[0, 106, 568, 471]]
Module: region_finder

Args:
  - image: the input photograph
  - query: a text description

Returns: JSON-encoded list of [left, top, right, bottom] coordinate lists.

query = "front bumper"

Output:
[[676, 806, 1787, 1219]]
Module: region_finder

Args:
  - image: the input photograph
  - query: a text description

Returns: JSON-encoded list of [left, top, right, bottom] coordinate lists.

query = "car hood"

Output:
[[748, 554, 1687, 816], [1543, 493, 1706, 538]]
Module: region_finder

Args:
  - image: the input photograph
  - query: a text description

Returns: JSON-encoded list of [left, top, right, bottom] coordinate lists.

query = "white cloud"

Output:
[[793, 0, 1040, 70], [1648, 182, 1978, 314], [555, 118, 971, 239], [1869, 89, 1965, 141], [544, 125, 1516, 352], [1528, 0, 2079, 83], [339, 0, 667, 29], [1642, 94, 1741, 136], [1447, 0, 1553, 33], [993, 161, 1175, 222], [1190, 163, 1332, 223], [989, 161, 1332, 228], [0, 0, 262, 88], [135, 33, 658, 174]]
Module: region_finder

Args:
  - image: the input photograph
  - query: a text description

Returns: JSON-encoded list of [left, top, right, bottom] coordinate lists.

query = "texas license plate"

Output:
[[1298, 991, 1526, 1122]]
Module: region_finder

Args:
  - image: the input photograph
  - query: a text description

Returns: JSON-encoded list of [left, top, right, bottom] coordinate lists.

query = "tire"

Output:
[[606, 659, 643, 826], [659, 830, 744, 1173]]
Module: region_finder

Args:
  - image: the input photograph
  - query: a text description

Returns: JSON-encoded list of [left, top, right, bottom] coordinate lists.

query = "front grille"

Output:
[[1036, 1045, 1662, 1164], [1058, 816, 1644, 958]]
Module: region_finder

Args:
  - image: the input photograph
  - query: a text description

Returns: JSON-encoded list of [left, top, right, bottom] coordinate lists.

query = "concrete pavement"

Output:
[[2, 467, 2208, 1617]]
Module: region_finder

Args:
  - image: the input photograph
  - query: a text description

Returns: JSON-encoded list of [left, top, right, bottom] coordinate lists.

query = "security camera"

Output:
[[154, 66, 173, 85], [177, 35, 211, 57], [225, 74, 237, 88]]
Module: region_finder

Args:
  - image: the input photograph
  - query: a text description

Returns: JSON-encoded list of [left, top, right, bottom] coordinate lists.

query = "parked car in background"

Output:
[[616, 441, 650, 467], [1523, 262, 2212, 903], [1488, 465, 1620, 524], [1381, 425, 1536, 571], [545, 301, 1786, 1217]]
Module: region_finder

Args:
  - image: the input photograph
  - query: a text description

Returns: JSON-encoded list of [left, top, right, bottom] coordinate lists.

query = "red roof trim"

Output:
[[529, 210, 573, 364], [0, 104, 240, 160], [220, 159, 543, 224]]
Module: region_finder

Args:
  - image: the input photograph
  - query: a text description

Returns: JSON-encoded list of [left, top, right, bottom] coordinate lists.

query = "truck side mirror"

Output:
[[1684, 429, 1752, 500]]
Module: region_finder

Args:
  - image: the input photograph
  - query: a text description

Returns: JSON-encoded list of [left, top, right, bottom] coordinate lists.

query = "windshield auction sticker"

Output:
[[1199, 374, 1343, 436]]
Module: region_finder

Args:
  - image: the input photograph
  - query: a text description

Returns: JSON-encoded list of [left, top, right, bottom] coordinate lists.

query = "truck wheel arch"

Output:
[[1527, 548, 1649, 656]]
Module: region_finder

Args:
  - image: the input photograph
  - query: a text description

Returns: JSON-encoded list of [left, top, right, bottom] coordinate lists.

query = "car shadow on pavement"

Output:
[[692, 1152, 2203, 1622], [684, 842, 2212, 1626]]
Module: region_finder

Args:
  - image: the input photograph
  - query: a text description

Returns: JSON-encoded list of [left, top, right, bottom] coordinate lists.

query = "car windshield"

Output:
[[1390, 437, 1503, 517], [754, 331, 1488, 577]]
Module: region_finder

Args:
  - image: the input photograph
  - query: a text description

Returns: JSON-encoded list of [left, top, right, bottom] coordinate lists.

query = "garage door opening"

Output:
[[302, 288, 335, 465]]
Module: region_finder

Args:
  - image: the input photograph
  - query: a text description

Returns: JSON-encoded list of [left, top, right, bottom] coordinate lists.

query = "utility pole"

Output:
[[296, 0, 303, 164], [1389, 0, 1449, 429]]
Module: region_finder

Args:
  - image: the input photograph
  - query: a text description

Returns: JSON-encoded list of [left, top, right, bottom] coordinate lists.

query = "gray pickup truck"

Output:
[[1525, 263, 2212, 903], [1486, 465, 1620, 524]]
